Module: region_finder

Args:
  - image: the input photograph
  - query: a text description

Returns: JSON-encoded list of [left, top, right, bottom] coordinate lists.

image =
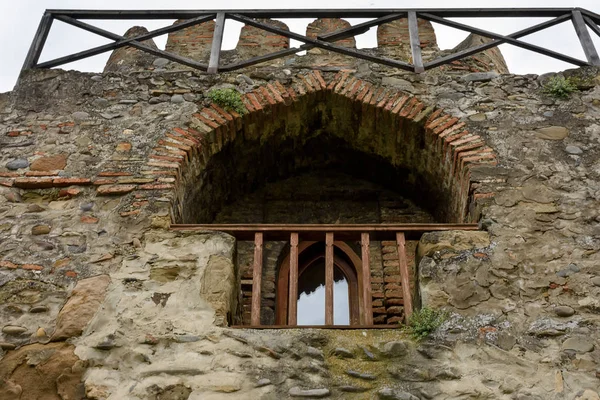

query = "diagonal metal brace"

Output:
[[424, 13, 572, 69], [37, 14, 216, 69], [53, 15, 209, 71], [420, 12, 590, 67], [229, 13, 414, 71]]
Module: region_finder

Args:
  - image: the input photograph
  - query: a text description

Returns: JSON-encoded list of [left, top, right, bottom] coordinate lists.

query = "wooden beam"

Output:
[[208, 13, 226, 73], [22, 12, 54, 70], [250, 232, 263, 326], [396, 232, 413, 319], [231, 324, 401, 329], [408, 12, 424, 73], [572, 10, 600, 65], [287, 233, 299, 326], [170, 223, 479, 241], [361, 233, 373, 325], [325, 232, 334, 325]]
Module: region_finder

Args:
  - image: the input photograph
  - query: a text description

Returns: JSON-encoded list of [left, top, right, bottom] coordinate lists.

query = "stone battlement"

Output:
[[104, 17, 509, 74]]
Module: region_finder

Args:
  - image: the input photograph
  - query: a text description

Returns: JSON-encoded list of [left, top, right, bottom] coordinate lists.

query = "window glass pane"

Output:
[[297, 260, 350, 325]]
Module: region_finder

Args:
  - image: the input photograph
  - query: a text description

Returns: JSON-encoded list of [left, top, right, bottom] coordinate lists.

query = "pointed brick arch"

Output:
[[144, 70, 497, 223]]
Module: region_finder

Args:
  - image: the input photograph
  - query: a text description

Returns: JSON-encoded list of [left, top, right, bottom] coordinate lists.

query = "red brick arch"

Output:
[[143, 70, 497, 223]]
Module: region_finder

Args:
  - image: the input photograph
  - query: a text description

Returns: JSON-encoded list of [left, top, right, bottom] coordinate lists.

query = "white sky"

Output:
[[1, 0, 599, 93]]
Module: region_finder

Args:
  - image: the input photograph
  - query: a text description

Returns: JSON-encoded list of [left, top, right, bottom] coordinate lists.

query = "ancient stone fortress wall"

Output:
[[0, 16, 599, 400]]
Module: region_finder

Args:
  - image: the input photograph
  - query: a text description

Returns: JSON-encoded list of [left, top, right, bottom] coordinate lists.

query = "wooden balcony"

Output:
[[171, 223, 478, 328]]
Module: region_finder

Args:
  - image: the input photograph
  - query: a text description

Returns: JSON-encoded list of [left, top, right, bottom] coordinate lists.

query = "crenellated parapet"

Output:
[[103, 17, 508, 74]]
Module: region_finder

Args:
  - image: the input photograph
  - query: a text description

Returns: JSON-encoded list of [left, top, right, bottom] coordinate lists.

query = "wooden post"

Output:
[[325, 232, 334, 325], [250, 232, 263, 326], [408, 11, 425, 73], [361, 233, 373, 325], [288, 233, 299, 325], [396, 232, 413, 319], [208, 12, 226, 73]]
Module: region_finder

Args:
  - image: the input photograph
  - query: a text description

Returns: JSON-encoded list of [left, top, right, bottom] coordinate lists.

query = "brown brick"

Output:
[[22, 264, 44, 271], [14, 177, 54, 189], [96, 184, 136, 195], [0, 261, 18, 269]]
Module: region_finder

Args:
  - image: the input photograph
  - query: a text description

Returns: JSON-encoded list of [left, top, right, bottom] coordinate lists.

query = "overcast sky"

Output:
[[1, 0, 599, 93]]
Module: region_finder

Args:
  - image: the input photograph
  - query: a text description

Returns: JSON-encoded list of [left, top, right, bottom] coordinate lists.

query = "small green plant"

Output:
[[403, 307, 448, 341], [543, 75, 578, 99], [207, 88, 247, 114]]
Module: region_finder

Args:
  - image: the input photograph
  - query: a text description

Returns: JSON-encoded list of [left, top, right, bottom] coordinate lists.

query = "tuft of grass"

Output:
[[207, 88, 247, 115], [543, 75, 578, 99], [403, 307, 448, 341]]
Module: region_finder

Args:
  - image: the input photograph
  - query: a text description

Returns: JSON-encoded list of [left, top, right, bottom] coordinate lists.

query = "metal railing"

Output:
[[172, 223, 478, 327], [21, 8, 600, 75]]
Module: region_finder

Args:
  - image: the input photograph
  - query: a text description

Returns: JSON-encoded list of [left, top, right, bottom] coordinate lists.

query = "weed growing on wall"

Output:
[[403, 307, 448, 341], [543, 76, 578, 99], [207, 88, 247, 115]]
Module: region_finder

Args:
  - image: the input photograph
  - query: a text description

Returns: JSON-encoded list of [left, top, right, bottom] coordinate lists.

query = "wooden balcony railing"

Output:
[[171, 223, 478, 328]]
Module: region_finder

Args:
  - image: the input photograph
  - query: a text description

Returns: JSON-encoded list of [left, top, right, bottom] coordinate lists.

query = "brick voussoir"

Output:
[[339, 77, 357, 96], [426, 108, 444, 124], [391, 95, 410, 114], [202, 108, 227, 125], [426, 114, 451, 131], [266, 83, 285, 103], [369, 87, 385, 106], [210, 104, 235, 121], [326, 72, 342, 90], [433, 117, 459, 135], [399, 97, 418, 117], [311, 70, 327, 89], [173, 127, 201, 144], [355, 83, 372, 102], [194, 113, 221, 129], [407, 101, 425, 119], [413, 105, 435, 123], [258, 86, 278, 105], [376, 91, 392, 108], [241, 96, 256, 113], [245, 93, 264, 111], [158, 139, 191, 153], [165, 133, 196, 148], [346, 80, 363, 99], [384, 93, 402, 111]]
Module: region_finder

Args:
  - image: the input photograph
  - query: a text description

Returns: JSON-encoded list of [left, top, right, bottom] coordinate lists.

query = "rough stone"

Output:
[[566, 145, 583, 154], [562, 337, 594, 353], [536, 126, 569, 140], [0, 342, 85, 400], [29, 154, 67, 171], [381, 341, 409, 358], [51, 275, 111, 340], [462, 72, 499, 82], [289, 387, 330, 398], [6, 159, 29, 170], [31, 225, 51, 235], [377, 388, 420, 400], [554, 306, 575, 317]]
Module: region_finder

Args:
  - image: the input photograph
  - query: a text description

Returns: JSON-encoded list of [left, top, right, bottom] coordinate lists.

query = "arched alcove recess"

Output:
[[276, 241, 363, 325], [147, 70, 498, 225]]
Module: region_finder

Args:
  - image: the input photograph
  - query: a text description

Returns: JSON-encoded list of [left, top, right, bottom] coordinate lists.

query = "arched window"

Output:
[[276, 241, 363, 326]]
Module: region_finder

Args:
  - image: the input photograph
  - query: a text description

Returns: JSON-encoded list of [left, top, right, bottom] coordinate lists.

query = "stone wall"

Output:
[[0, 41, 599, 399]]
